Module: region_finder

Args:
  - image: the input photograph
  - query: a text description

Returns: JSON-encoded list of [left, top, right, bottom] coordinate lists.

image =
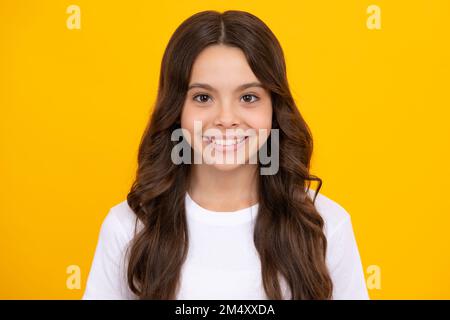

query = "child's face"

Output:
[[181, 44, 273, 171]]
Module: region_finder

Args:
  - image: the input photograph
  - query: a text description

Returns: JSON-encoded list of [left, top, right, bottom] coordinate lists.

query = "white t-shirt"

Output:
[[82, 189, 369, 300]]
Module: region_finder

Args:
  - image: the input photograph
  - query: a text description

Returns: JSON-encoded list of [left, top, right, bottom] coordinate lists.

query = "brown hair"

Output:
[[126, 10, 332, 299]]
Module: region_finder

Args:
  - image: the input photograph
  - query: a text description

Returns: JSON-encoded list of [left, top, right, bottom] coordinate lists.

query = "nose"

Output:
[[213, 100, 240, 129]]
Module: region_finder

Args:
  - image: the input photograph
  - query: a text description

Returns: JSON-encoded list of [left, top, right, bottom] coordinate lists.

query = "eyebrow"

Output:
[[187, 82, 265, 92]]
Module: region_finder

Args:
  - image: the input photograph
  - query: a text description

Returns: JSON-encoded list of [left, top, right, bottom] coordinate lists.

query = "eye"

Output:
[[193, 94, 212, 104], [241, 94, 259, 103]]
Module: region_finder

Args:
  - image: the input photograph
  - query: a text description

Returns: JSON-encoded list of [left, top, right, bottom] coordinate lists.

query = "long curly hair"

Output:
[[125, 10, 333, 299]]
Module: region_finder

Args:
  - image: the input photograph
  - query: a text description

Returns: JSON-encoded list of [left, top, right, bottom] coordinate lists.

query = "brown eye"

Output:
[[193, 94, 211, 103], [241, 94, 259, 103]]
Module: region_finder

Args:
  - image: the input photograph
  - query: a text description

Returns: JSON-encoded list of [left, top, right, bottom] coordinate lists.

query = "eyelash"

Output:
[[192, 93, 260, 104]]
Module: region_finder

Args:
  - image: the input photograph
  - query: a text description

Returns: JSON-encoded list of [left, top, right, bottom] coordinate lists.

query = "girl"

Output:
[[83, 10, 369, 300]]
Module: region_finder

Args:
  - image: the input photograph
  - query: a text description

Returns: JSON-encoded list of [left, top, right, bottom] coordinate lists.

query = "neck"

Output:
[[188, 164, 259, 212]]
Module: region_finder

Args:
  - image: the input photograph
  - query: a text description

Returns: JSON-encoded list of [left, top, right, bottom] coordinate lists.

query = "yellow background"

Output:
[[1, 0, 449, 299]]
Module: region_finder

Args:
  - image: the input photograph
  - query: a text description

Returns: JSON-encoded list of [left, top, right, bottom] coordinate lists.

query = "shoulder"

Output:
[[83, 200, 140, 300], [306, 188, 351, 239], [99, 200, 141, 244], [305, 190, 369, 299]]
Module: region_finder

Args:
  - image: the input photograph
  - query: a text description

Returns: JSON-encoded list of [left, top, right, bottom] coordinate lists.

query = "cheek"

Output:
[[246, 106, 272, 150], [181, 104, 199, 131], [180, 104, 211, 143], [180, 102, 192, 128], [245, 105, 273, 131]]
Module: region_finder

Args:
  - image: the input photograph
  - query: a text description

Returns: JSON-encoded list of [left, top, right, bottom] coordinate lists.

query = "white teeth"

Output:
[[203, 137, 246, 145], [216, 139, 237, 146]]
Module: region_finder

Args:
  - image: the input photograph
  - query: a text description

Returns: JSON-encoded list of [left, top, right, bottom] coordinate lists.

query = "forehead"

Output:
[[189, 45, 259, 86]]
